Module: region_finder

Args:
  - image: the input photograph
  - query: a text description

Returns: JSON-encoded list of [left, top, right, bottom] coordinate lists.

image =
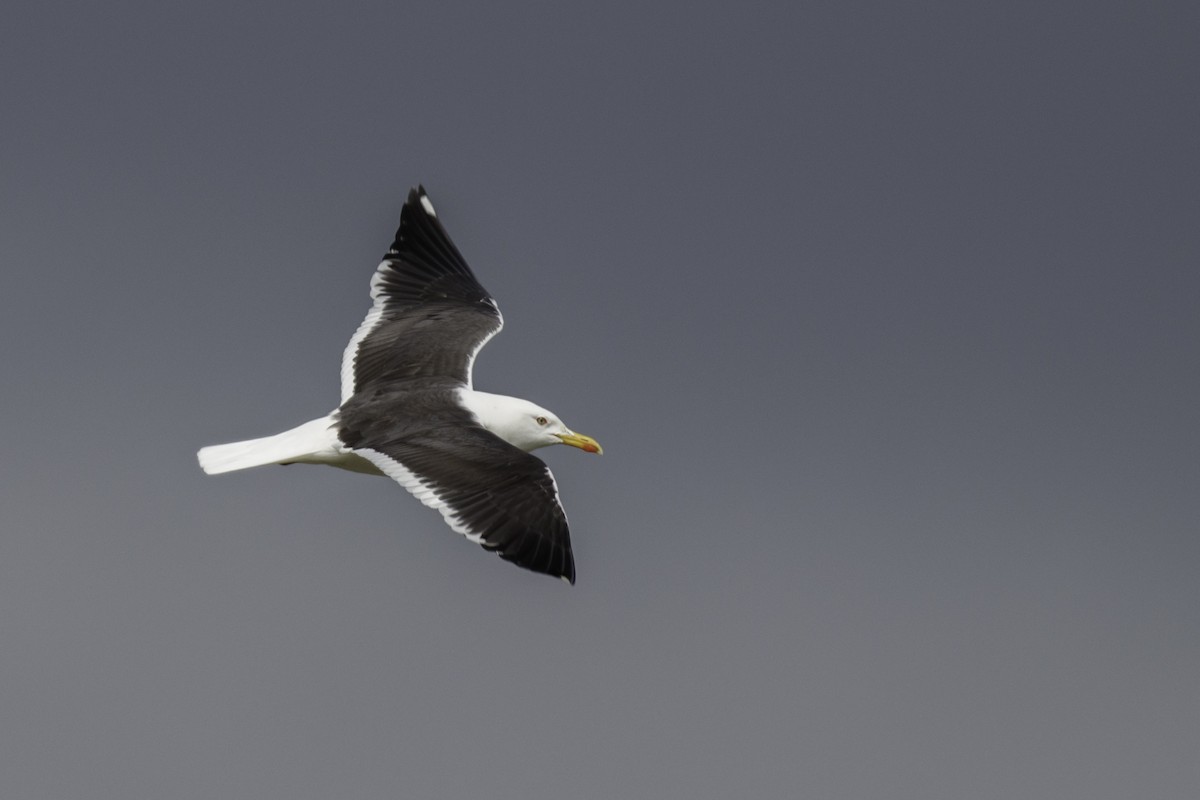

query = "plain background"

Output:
[[2, 2, 1197, 798]]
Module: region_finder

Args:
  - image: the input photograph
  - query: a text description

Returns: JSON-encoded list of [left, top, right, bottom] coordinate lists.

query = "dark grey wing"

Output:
[[340, 187, 503, 401], [345, 420, 577, 584]]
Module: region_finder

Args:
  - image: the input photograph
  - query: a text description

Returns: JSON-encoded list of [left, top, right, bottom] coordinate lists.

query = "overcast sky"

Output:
[[2, 2, 1198, 798]]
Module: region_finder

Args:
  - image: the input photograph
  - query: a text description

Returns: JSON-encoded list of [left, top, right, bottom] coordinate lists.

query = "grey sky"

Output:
[[2, 2, 1198, 798]]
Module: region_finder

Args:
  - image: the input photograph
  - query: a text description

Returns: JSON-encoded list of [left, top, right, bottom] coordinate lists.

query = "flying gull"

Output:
[[197, 187, 601, 583]]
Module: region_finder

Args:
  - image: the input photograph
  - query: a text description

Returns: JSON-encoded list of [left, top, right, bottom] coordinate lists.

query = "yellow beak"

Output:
[[556, 432, 603, 455]]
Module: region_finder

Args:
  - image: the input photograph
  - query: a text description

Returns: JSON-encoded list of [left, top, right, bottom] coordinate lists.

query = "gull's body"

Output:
[[198, 187, 600, 583]]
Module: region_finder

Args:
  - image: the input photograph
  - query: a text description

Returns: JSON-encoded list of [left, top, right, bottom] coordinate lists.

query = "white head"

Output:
[[459, 390, 603, 454]]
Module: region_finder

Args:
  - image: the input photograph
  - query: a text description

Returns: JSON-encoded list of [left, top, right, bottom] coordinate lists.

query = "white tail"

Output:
[[197, 416, 341, 475]]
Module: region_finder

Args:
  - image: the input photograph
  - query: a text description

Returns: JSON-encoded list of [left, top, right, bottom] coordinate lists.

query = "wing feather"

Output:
[[340, 187, 503, 401], [352, 430, 576, 584]]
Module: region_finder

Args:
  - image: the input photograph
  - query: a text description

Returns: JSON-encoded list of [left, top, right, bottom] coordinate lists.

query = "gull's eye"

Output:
[[536, 416, 549, 426]]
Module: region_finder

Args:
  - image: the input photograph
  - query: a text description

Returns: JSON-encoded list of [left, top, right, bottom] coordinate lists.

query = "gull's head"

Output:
[[464, 392, 603, 454], [527, 405, 603, 454]]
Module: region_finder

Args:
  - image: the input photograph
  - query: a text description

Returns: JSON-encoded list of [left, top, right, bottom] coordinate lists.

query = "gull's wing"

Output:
[[340, 187, 503, 401], [343, 415, 577, 584]]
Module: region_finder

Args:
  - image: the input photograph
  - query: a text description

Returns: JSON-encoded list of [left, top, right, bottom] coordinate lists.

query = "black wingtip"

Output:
[[404, 185, 434, 217], [493, 529, 576, 585], [387, 186, 474, 275], [556, 553, 577, 586]]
